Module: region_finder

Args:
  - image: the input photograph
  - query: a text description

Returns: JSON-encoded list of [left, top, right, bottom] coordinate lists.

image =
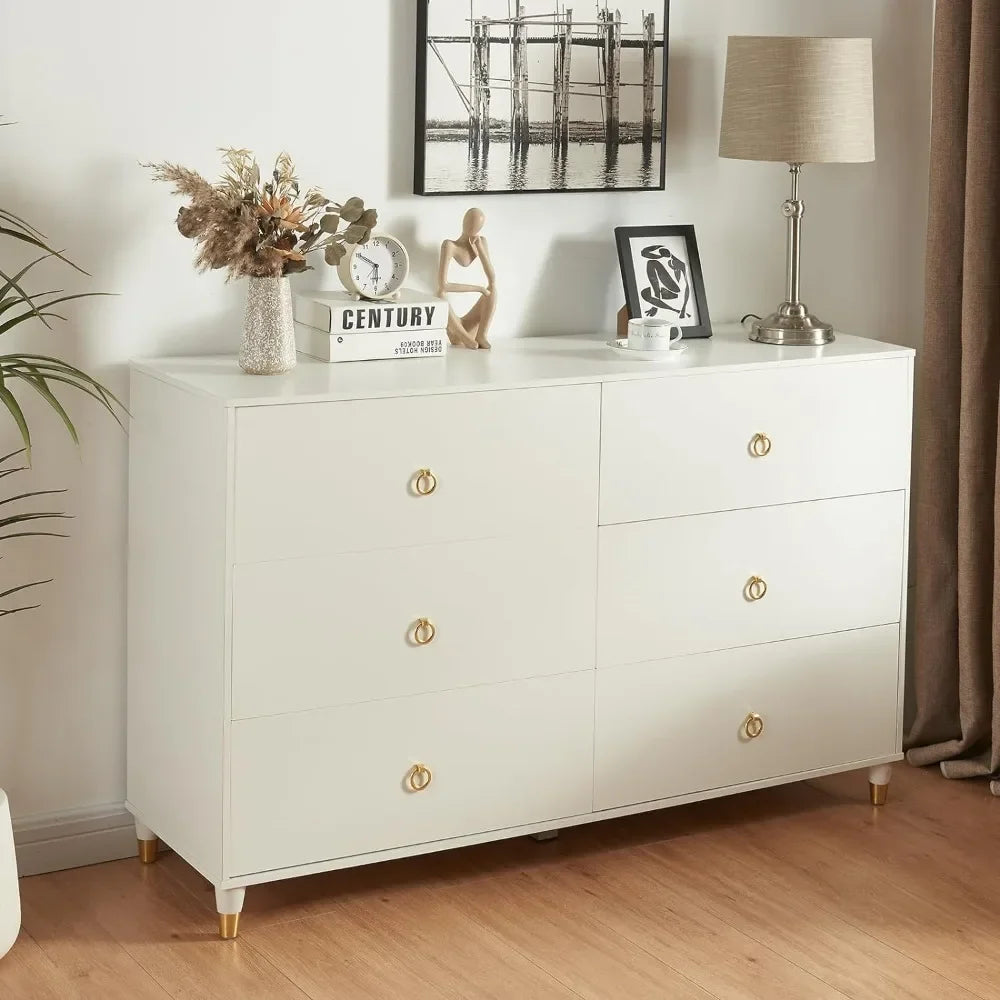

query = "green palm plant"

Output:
[[2, 117, 123, 614], [0, 450, 68, 617], [1, 213, 122, 460]]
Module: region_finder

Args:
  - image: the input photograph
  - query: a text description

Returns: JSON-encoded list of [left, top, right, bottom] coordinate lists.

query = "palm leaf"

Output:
[[0, 580, 54, 601], [0, 294, 110, 336], [0, 289, 61, 319], [0, 355, 126, 441], [0, 579, 52, 617], [0, 228, 87, 274], [6, 368, 78, 444], [2, 367, 119, 422], [0, 462, 69, 614], [0, 489, 66, 508], [0, 512, 69, 529], [0, 532, 69, 541], [0, 290, 112, 333], [2, 354, 125, 411], [0, 306, 56, 336], [0, 254, 59, 328], [0, 384, 30, 460], [0, 208, 46, 239]]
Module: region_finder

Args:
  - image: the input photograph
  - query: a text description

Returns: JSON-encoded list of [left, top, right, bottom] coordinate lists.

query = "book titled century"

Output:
[[295, 289, 448, 334]]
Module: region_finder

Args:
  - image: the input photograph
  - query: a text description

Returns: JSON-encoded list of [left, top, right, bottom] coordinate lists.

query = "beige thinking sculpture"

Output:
[[437, 208, 497, 350]]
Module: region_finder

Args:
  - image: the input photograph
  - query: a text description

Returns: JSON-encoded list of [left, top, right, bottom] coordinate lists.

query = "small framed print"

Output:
[[615, 225, 712, 338]]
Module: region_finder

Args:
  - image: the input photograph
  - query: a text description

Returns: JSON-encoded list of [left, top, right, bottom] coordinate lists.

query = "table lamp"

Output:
[[719, 36, 875, 346]]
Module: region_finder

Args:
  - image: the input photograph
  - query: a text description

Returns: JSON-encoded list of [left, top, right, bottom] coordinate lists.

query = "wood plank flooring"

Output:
[[3, 763, 998, 999]]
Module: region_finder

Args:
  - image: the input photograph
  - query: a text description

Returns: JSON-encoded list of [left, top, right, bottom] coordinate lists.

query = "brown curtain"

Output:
[[905, 0, 1000, 791]]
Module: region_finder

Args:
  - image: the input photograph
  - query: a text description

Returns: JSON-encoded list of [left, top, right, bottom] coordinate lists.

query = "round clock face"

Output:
[[345, 234, 409, 300]]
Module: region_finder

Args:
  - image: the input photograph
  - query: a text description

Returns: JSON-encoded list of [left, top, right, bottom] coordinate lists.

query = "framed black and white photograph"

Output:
[[414, 1, 669, 196], [615, 225, 712, 338]]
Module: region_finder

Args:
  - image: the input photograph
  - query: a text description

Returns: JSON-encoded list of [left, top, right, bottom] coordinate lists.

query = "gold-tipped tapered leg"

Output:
[[869, 782, 889, 806], [137, 838, 159, 864], [215, 886, 246, 939]]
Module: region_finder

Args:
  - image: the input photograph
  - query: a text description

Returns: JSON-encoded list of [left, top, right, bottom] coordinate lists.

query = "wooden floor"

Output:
[[3, 764, 999, 999]]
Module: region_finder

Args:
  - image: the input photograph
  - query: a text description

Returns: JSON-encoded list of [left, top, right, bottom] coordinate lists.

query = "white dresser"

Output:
[[126, 329, 913, 938]]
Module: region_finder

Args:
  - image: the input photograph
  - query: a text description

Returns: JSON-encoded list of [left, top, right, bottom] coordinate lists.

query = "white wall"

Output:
[[0, 0, 932, 830]]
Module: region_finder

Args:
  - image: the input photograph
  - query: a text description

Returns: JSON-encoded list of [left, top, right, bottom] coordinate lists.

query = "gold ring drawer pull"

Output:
[[414, 468, 438, 496], [412, 618, 437, 646], [406, 763, 433, 792], [745, 576, 768, 602], [749, 433, 772, 458], [744, 713, 765, 739]]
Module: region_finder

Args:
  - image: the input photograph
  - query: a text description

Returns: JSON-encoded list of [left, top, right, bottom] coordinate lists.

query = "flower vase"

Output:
[[240, 276, 296, 375], [0, 790, 19, 960]]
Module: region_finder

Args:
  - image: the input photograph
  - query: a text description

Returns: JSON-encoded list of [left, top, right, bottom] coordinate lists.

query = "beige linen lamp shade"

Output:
[[719, 36, 875, 163]]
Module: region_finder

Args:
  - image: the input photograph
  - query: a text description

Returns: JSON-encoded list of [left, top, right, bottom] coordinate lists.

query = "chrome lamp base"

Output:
[[751, 301, 834, 346], [751, 163, 836, 348]]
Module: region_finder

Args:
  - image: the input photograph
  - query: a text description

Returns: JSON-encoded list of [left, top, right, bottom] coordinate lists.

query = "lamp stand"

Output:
[[751, 163, 835, 346]]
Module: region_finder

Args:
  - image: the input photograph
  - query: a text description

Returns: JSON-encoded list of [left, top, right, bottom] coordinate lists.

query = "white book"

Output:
[[295, 323, 446, 363], [294, 289, 448, 335]]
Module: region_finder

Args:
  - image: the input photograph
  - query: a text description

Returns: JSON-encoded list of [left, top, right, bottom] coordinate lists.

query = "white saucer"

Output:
[[606, 338, 688, 362]]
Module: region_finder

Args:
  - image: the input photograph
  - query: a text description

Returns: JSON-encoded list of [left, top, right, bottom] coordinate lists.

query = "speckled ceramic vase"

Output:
[[240, 276, 296, 375], [0, 789, 19, 960]]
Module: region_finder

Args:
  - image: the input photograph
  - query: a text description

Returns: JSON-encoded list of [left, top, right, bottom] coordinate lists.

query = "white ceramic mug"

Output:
[[627, 317, 684, 352]]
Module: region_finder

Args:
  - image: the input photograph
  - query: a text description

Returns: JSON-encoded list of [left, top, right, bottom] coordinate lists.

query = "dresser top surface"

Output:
[[132, 327, 913, 406]]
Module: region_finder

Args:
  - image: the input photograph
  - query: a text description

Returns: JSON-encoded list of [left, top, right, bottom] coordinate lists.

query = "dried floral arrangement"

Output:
[[144, 149, 378, 279]]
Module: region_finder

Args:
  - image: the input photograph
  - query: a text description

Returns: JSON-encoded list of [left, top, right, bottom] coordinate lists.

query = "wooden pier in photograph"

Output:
[[428, 3, 664, 159]]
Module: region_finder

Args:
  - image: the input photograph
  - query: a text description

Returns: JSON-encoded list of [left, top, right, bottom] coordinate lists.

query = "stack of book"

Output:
[[294, 290, 448, 363]]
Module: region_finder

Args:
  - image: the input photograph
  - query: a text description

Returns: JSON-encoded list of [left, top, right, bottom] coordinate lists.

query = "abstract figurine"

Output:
[[437, 208, 497, 349]]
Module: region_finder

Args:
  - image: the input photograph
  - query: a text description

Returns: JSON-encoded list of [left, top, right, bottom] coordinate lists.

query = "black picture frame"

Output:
[[414, 1, 670, 196], [615, 224, 712, 339]]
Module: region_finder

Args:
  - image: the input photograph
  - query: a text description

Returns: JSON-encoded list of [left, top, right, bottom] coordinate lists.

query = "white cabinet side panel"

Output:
[[897, 356, 915, 747], [126, 371, 228, 882]]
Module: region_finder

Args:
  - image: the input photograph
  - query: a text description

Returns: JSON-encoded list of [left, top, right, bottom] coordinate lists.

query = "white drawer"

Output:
[[228, 672, 594, 876], [598, 492, 904, 667], [594, 625, 899, 811], [231, 530, 596, 719], [233, 384, 600, 562], [599, 359, 911, 523]]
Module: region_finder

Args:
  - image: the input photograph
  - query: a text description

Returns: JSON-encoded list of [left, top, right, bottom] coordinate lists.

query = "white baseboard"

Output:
[[13, 803, 137, 877]]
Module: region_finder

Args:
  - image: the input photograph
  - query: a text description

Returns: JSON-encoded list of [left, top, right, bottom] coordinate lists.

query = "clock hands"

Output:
[[355, 252, 383, 293]]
